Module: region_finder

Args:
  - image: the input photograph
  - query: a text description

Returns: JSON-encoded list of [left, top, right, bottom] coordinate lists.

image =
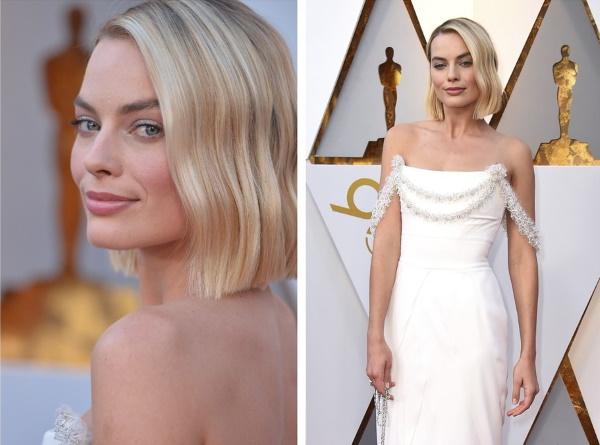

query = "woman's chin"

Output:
[[86, 229, 135, 250]]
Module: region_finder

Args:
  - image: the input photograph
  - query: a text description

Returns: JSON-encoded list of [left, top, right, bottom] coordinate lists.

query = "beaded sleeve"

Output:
[[52, 405, 92, 445], [499, 178, 541, 252], [369, 155, 403, 239]]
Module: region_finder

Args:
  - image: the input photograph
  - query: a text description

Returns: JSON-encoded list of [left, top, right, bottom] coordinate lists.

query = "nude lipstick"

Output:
[[85, 191, 138, 216], [445, 87, 466, 96]]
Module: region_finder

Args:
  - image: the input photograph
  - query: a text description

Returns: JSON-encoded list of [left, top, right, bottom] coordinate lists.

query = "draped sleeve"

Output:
[[499, 178, 541, 252], [369, 155, 404, 239]]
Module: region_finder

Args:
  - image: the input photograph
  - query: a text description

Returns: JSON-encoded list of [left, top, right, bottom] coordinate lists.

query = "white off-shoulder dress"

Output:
[[370, 155, 539, 445]]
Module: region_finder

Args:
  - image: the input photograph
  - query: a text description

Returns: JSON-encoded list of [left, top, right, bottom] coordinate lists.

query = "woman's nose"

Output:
[[82, 129, 122, 178], [447, 65, 459, 82]]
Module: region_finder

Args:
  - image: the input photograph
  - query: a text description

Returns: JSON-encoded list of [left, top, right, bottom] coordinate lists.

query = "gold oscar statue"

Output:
[[1, 6, 139, 366], [534, 45, 600, 165], [361, 47, 403, 164], [379, 47, 402, 131], [45, 6, 88, 277]]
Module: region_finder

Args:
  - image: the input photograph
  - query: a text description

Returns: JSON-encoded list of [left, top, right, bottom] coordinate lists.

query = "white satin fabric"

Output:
[[383, 165, 509, 445]]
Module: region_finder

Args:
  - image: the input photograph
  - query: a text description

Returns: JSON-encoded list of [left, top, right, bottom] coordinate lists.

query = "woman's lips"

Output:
[[85, 191, 139, 216], [445, 87, 466, 96]]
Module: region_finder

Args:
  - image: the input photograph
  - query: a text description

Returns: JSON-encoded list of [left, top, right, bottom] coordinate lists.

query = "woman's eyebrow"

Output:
[[431, 52, 471, 62], [119, 99, 160, 114], [74, 96, 96, 113], [73, 96, 160, 115]]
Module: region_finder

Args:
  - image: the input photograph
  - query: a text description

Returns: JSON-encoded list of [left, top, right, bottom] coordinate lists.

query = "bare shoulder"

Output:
[[271, 293, 297, 359], [386, 121, 432, 142], [383, 121, 434, 160], [93, 305, 180, 364], [271, 291, 297, 331], [91, 293, 296, 442], [495, 134, 533, 178], [91, 306, 189, 403], [504, 135, 531, 160], [91, 307, 201, 441]]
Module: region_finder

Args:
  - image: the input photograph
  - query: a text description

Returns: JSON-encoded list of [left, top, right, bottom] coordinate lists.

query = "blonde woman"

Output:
[[43, 0, 296, 443], [367, 18, 539, 444]]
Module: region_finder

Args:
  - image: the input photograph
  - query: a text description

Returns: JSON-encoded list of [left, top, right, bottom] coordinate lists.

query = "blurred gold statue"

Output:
[[1, 5, 139, 366], [534, 45, 599, 165], [45, 6, 88, 277]]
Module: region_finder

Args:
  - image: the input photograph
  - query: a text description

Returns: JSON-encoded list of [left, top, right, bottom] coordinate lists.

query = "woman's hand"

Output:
[[507, 357, 539, 416], [366, 337, 395, 399]]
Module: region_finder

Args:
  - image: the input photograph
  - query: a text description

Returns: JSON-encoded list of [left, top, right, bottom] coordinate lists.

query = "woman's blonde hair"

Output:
[[425, 17, 503, 120], [98, 0, 296, 298]]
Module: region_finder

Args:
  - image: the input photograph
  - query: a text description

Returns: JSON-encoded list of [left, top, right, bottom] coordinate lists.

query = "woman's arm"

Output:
[[504, 140, 540, 417], [366, 126, 405, 397]]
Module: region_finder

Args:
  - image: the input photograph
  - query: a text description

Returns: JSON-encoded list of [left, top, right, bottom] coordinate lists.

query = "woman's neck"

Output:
[[440, 106, 486, 139], [135, 241, 190, 306]]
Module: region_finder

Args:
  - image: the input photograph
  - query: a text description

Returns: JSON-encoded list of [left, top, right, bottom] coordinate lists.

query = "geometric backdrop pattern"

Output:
[[307, 0, 600, 443]]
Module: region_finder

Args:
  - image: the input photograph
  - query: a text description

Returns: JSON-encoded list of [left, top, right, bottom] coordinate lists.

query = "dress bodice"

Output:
[[370, 155, 540, 260], [399, 164, 506, 268]]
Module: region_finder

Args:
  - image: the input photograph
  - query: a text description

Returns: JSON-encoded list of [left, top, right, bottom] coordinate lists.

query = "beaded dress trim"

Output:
[[53, 405, 92, 445], [369, 155, 540, 252]]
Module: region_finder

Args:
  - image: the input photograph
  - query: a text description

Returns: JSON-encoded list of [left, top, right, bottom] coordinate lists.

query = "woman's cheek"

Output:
[[70, 145, 85, 186]]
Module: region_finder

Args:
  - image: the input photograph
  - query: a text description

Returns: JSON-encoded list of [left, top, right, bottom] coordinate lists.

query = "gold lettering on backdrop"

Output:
[[330, 178, 379, 253], [331, 178, 379, 218], [534, 45, 600, 166]]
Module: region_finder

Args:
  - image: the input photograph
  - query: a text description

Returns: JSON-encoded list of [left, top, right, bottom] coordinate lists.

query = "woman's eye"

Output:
[[70, 117, 100, 133], [459, 60, 472, 67], [144, 125, 161, 136], [132, 122, 163, 139], [433, 63, 445, 69]]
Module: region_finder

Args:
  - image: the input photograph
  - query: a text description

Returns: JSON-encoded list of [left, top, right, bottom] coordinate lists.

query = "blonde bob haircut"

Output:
[[425, 17, 503, 120], [98, 0, 297, 299]]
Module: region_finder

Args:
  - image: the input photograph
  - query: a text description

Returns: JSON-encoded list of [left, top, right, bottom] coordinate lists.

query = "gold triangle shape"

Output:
[[352, 398, 376, 444], [489, 0, 551, 129], [308, 0, 426, 165], [525, 278, 600, 444]]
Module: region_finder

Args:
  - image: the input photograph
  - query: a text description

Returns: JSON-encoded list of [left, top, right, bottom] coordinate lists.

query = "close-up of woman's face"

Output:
[[71, 38, 186, 252], [429, 32, 480, 112]]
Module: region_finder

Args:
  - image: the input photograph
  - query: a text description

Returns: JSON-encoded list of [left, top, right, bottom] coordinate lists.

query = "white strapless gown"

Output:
[[370, 155, 539, 445]]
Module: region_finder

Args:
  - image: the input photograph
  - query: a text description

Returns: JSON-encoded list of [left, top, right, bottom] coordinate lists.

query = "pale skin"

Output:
[[72, 38, 296, 444], [366, 32, 539, 417]]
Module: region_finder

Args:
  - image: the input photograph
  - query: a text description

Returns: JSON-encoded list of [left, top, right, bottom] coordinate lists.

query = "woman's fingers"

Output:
[[511, 376, 522, 406], [367, 369, 387, 396], [507, 381, 539, 416], [366, 340, 394, 399], [383, 361, 394, 400], [366, 365, 393, 398]]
